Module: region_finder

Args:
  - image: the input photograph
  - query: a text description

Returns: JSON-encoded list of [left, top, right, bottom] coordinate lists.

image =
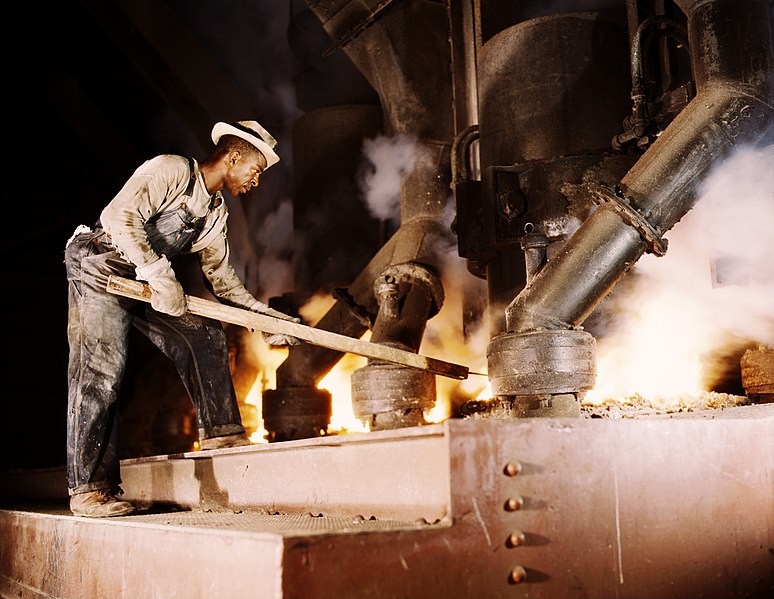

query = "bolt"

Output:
[[504, 496, 524, 511], [503, 461, 522, 477], [508, 566, 527, 584], [506, 530, 526, 547]]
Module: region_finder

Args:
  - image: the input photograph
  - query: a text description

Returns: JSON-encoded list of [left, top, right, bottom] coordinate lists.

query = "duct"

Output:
[[266, 219, 447, 440], [471, 10, 635, 414], [447, 0, 481, 134], [504, 0, 773, 334], [266, 0, 454, 439]]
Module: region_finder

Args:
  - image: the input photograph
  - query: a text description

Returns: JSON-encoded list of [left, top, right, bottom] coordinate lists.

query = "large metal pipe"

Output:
[[267, 0, 454, 438], [475, 11, 636, 341], [505, 0, 773, 333]]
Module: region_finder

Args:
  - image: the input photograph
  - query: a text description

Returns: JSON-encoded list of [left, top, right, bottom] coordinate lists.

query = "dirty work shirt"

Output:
[[100, 154, 259, 310], [65, 154, 251, 495]]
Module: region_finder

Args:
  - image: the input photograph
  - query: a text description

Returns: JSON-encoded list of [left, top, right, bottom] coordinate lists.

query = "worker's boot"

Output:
[[199, 432, 252, 450], [70, 488, 136, 518]]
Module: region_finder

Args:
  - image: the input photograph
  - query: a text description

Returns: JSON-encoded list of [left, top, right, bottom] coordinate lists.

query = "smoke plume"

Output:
[[359, 134, 418, 225], [588, 142, 774, 400], [640, 142, 774, 345]]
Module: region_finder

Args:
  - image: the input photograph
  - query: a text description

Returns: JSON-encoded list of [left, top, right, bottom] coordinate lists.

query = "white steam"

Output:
[[255, 199, 294, 299], [359, 134, 418, 225], [588, 142, 774, 401], [639, 143, 774, 345]]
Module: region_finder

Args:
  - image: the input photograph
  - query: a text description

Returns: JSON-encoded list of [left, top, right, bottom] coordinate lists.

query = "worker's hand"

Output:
[[135, 256, 187, 317], [261, 307, 300, 323], [250, 302, 302, 346], [262, 332, 302, 346]]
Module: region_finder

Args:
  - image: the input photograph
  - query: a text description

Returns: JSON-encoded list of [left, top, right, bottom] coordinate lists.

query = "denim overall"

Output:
[[65, 158, 244, 494]]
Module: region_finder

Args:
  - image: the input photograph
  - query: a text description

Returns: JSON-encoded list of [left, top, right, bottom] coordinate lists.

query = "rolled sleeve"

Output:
[[198, 231, 259, 310]]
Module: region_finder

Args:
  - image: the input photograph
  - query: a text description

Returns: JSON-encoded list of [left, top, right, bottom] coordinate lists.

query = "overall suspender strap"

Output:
[[184, 156, 197, 198], [184, 156, 221, 208]]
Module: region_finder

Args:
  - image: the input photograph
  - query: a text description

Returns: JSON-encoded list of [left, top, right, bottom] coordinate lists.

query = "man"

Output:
[[65, 120, 297, 518]]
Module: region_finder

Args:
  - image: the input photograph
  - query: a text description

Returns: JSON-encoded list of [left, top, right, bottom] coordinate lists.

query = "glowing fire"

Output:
[[243, 257, 491, 437], [299, 293, 370, 433], [420, 268, 491, 419], [241, 143, 770, 432], [244, 334, 287, 443], [584, 281, 718, 406], [318, 352, 369, 433]]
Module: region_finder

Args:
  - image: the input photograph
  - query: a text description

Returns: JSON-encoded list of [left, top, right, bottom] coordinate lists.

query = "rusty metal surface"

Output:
[[741, 344, 774, 400], [0, 508, 284, 599], [121, 425, 453, 523], [282, 406, 774, 598], [1, 406, 772, 598]]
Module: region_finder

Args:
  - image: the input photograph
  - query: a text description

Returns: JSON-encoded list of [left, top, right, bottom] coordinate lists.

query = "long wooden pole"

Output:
[[106, 275, 470, 380]]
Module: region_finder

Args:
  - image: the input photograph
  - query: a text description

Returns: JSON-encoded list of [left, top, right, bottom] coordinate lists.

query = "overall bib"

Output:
[[65, 158, 244, 494]]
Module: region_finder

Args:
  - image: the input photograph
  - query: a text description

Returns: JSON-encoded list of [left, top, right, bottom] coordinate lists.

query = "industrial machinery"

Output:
[[1, 1, 772, 597]]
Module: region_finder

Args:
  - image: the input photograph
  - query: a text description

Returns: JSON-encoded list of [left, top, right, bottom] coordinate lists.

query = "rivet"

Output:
[[506, 530, 526, 547], [509, 565, 527, 584], [503, 461, 522, 477], [504, 496, 524, 511]]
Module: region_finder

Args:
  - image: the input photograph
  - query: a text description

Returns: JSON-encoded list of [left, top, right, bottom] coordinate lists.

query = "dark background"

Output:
[[2, 0, 352, 471]]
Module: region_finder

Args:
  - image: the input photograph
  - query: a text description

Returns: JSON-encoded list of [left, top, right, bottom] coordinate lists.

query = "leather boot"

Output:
[[199, 432, 252, 450], [70, 488, 136, 518]]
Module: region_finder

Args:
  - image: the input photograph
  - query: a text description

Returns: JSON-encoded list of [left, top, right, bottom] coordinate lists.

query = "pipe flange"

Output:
[[351, 363, 436, 417], [375, 262, 445, 317], [589, 184, 668, 256], [487, 330, 596, 396]]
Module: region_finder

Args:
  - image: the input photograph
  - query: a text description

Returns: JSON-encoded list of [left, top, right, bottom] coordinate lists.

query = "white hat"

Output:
[[211, 120, 280, 169]]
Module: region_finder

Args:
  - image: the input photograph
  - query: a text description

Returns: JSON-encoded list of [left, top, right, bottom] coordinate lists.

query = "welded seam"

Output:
[[471, 497, 492, 547], [613, 464, 624, 587]]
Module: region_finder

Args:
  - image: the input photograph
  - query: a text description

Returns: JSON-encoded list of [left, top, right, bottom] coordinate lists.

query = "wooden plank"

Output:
[[106, 275, 470, 380]]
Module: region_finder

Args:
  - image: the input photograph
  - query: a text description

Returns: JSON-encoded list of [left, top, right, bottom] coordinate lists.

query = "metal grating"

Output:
[[2, 504, 445, 537], [126, 509, 445, 536]]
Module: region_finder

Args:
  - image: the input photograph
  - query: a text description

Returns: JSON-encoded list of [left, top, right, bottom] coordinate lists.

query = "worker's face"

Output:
[[224, 149, 268, 196]]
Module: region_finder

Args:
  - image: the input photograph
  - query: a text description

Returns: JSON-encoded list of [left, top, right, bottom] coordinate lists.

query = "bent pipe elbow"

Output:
[[506, 0, 773, 334], [505, 83, 773, 334]]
